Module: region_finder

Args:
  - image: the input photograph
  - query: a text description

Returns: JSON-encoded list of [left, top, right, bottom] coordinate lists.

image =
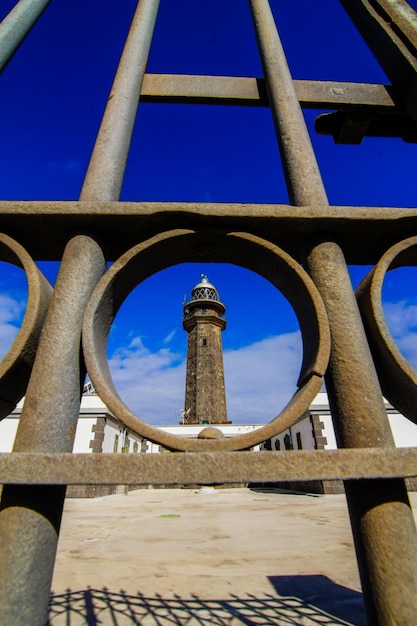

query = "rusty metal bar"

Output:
[[249, 0, 417, 623], [0, 449, 417, 485], [80, 0, 160, 202], [0, 0, 51, 71], [141, 73, 397, 109], [0, 0, 160, 622]]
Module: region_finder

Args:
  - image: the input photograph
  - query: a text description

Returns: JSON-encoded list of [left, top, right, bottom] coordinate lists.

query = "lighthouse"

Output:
[[182, 274, 230, 424]]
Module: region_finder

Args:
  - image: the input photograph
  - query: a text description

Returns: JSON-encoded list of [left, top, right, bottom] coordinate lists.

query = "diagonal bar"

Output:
[[0, 0, 51, 72]]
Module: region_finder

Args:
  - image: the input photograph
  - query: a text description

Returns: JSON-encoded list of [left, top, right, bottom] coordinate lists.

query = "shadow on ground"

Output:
[[48, 575, 365, 625], [269, 575, 365, 625]]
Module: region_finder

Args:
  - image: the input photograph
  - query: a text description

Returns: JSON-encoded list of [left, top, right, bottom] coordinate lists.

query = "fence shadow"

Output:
[[48, 575, 365, 625]]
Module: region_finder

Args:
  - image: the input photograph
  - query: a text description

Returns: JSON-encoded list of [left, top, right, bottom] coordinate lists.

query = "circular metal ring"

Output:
[[357, 236, 417, 423], [0, 234, 53, 418], [83, 230, 330, 451]]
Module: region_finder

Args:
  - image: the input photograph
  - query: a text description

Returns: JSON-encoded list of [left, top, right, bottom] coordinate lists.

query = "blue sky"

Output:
[[0, 0, 417, 424]]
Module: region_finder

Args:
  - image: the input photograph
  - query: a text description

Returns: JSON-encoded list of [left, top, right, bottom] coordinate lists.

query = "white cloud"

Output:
[[384, 301, 417, 370], [109, 336, 186, 425], [0, 294, 26, 360], [109, 331, 303, 426], [384, 301, 417, 337], [224, 331, 302, 424], [163, 329, 177, 344]]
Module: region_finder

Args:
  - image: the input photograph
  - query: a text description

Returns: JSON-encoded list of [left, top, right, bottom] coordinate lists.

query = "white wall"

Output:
[[2, 391, 416, 456], [388, 412, 417, 448], [0, 415, 19, 452], [103, 419, 122, 453], [72, 418, 97, 453]]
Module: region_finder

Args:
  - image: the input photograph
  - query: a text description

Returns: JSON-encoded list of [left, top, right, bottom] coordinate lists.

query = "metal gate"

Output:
[[1, 0, 417, 623]]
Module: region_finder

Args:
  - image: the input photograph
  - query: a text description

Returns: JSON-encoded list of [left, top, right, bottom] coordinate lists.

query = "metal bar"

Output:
[[0, 449, 417, 484], [1, 202, 416, 264], [249, 0, 417, 623], [0, 0, 51, 72], [0, 1, 160, 622], [141, 74, 397, 109], [249, 0, 328, 207], [339, 0, 417, 122], [80, 0, 160, 202], [1, 199, 416, 216], [0, 238, 105, 626]]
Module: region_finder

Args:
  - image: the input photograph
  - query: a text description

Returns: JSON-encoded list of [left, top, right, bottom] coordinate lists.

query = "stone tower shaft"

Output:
[[183, 275, 229, 424]]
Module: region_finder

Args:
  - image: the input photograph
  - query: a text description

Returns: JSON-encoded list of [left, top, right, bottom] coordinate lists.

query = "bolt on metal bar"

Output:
[[0, 0, 160, 622], [0, 0, 51, 72], [249, 0, 417, 623], [80, 0, 161, 202]]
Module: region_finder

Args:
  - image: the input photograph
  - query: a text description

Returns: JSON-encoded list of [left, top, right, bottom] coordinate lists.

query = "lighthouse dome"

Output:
[[191, 274, 221, 302]]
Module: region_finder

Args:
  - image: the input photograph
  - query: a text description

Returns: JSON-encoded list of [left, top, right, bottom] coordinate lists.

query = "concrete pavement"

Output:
[[48, 487, 417, 625]]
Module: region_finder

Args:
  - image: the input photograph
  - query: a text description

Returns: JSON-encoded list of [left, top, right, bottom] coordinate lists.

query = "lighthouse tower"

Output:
[[182, 274, 230, 425]]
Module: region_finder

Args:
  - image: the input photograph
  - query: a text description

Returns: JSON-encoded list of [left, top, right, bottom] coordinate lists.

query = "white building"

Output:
[[259, 390, 417, 493]]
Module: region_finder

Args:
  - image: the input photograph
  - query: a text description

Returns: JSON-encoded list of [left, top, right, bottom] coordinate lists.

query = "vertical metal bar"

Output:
[[80, 0, 161, 202], [0, 0, 160, 622], [0, 237, 105, 626], [0, 0, 51, 71], [249, 0, 417, 623], [248, 0, 328, 207]]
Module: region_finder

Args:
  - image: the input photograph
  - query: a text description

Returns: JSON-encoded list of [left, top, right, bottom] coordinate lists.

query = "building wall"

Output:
[[260, 390, 417, 494], [0, 412, 19, 452], [73, 418, 97, 453]]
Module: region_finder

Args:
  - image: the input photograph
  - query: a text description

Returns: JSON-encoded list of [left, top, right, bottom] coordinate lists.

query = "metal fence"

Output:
[[1, 0, 417, 623]]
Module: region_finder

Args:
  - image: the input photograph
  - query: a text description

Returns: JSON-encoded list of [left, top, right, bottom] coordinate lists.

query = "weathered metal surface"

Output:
[[0, 237, 105, 626], [340, 0, 417, 123], [0, 0, 416, 624], [9, 237, 105, 454], [0, 234, 52, 419], [141, 73, 397, 109], [82, 229, 330, 451], [249, 0, 328, 207], [1, 200, 417, 264], [0, 0, 51, 71], [250, 1, 417, 623], [0, 448, 417, 484], [357, 236, 417, 423], [0, 0, 160, 622]]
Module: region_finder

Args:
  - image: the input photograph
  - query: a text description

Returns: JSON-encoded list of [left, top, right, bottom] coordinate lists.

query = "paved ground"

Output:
[[48, 488, 417, 625]]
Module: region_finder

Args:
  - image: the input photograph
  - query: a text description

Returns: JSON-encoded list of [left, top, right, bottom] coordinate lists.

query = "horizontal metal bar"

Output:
[[141, 74, 397, 110], [0, 449, 416, 485], [0, 201, 416, 263]]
